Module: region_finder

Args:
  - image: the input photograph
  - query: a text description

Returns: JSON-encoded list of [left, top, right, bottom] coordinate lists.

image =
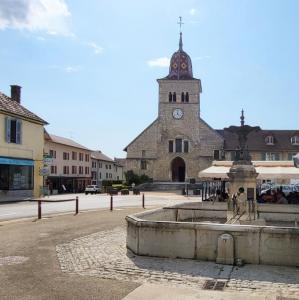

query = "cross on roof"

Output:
[[178, 16, 184, 32]]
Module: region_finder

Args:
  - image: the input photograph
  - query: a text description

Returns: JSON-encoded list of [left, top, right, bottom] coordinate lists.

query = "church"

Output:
[[123, 31, 224, 182]]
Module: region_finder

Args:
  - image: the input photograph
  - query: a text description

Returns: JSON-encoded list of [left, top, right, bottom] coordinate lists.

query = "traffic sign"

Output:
[[43, 155, 53, 164], [39, 167, 50, 176]]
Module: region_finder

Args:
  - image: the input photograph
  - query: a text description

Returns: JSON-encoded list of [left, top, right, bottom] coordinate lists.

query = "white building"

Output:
[[91, 151, 124, 186], [44, 133, 92, 193]]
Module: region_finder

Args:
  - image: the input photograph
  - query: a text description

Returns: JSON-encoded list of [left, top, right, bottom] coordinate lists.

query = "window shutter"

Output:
[[16, 119, 22, 144], [5, 117, 11, 143]]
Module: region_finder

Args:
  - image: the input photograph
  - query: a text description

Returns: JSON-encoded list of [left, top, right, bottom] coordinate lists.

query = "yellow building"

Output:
[[0, 85, 48, 201]]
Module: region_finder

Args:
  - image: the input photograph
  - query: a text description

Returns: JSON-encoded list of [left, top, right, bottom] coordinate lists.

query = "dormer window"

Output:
[[291, 136, 299, 145], [265, 136, 274, 145]]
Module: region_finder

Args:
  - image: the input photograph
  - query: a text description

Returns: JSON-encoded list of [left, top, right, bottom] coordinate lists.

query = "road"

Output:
[[0, 192, 196, 221]]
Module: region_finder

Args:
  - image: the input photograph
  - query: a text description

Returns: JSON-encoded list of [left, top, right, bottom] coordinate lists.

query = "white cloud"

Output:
[[87, 42, 104, 55], [194, 55, 211, 61], [189, 8, 197, 16], [65, 66, 80, 73], [147, 57, 170, 68], [0, 0, 72, 36], [49, 65, 81, 73]]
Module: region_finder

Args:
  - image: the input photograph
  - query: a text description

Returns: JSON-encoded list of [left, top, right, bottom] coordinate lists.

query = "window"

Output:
[[85, 167, 89, 174], [141, 160, 147, 170], [169, 140, 174, 153], [72, 151, 77, 160], [169, 92, 172, 102], [109, 165, 111, 170], [262, 152, 280, 161], [5, 117, 22, 144], [186, 92, 189, 102], [106, 173, 108, 179], [181, 92, 185, 102], [288, 153, 297, 160], [213, 150, 220, 160], [63, 166, 69, 174], [72, 166, 77, 174], [99, 162, 102, 168], [0, 165, 33, 190], [291, 136, 299, 145], [79, 166, 83, 174], [106, 164, 108, 169], [50, 166, 57, 174], [49, 150, 56, 159], [175, 138, 182, 153], [85, 154, 89, 162], [79, 153, 84, 161], [63, 152, 69, 160], [99, 172, 101, 179], [265, 136, 274, 145], [183, 141, 189, 153], [173, 92, 176, 102]]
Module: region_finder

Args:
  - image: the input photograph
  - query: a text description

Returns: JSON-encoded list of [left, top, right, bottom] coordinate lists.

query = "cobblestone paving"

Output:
[[0, 256, 29, 266], [56, 227, 299, 298]]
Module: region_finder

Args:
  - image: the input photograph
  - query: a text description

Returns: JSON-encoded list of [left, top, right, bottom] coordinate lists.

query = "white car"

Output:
[[85, 185, 100, 195]]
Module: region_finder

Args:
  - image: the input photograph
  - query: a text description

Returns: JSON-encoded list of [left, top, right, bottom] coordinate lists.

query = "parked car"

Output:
[[85, 185, 100, 195]]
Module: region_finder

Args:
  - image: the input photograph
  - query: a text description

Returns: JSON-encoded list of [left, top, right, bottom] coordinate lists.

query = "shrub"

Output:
[[125, 170, 150, 186], [121, 189, 129, 195]]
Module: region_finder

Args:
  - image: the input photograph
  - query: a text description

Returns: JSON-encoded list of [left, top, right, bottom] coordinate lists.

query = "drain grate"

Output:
[[202, 279, 227, 291]]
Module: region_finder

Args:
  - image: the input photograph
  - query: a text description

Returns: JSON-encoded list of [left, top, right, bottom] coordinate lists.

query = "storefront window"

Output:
[[0, 165, 33, 190]]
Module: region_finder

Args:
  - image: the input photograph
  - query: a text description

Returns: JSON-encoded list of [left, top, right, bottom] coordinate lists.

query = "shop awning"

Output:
[[198, 161, 299, 180], [0, 157, 34, 166]]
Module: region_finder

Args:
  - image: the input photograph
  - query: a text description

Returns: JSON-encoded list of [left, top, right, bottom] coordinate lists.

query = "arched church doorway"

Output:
[[171, 157, 186, 182]]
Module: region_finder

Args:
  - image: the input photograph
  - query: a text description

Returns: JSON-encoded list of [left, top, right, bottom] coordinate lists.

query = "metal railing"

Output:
[[31, 196, 79, 219]]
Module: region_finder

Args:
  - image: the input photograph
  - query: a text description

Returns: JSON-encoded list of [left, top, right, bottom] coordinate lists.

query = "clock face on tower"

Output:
[[173, 108, 183, 119]]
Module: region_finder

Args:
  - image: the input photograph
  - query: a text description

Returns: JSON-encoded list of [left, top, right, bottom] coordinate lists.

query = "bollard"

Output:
[[38, 200, 42, 219], [75, 196, 79, 215], [142, 193, 145, 208], [110, 195, 113, 211]]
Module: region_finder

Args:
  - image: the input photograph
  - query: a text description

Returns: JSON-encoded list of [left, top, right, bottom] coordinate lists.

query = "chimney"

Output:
[[10, 85, 21, 103]]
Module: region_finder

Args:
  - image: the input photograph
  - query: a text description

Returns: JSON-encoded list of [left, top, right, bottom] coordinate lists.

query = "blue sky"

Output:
[[0, 0, 299, 158]]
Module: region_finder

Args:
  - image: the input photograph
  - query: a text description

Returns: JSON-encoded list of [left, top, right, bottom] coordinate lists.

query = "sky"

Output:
[[0, 0, 299, 158]]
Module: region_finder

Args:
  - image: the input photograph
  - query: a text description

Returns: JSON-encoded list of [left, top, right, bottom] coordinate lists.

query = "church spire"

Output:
[[178, 16, 184, 51], [240, 109, 245, 126], [179, 32, 183, 51]]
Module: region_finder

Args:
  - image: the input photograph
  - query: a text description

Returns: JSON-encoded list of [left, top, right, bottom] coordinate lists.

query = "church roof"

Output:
[[123, 119, 159, 152], [164, 33, 194, 80]]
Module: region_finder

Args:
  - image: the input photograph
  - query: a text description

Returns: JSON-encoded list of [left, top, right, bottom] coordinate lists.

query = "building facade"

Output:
[[217, 127, 299, 163], [124, 33, 223, 182], [0, 85, 47, 201], [91, 151, 124, 186], [44, 134, 92, 193]]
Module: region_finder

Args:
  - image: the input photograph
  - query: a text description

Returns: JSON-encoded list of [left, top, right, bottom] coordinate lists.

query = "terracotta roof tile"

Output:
[[49, 134, 91, 151], [0, 91, 48, 124], [91, 151, 114, 162], [217, 129, 299, 151]]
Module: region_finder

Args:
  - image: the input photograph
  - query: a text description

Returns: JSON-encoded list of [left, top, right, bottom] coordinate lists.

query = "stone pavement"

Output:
[[56, 227, 299, 299], [123, 283, 277, 300]]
